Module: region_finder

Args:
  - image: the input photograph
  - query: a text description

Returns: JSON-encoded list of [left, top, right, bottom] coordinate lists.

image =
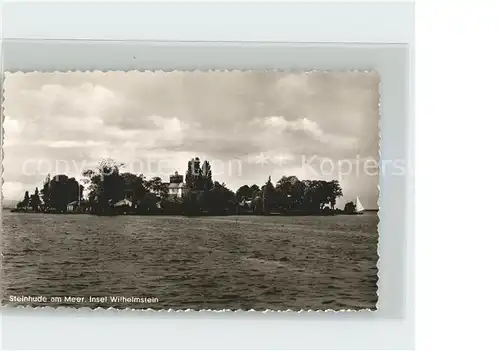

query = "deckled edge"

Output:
[[1, 49, 6, 308], [376, 71, 381, 312], [3, 68, 380, 75], [1, 69, 380, 313], [0, 305, 377, 313]]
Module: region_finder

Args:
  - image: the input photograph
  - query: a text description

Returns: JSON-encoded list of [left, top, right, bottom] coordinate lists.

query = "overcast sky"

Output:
[[2, 71, 380, 208]]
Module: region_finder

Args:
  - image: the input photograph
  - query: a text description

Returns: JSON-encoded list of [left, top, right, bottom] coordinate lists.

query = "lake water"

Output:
[[1, 212, 379, 310]]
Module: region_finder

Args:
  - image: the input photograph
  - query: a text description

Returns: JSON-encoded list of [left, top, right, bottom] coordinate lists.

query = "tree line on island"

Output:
[[13, 157, 361, 216]]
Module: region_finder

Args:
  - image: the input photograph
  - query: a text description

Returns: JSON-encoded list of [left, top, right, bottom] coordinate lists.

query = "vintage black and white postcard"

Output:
[[1, 70, 380, 311]]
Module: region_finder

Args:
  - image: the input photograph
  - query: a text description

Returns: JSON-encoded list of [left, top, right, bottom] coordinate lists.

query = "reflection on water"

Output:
[[1, 212, 379, 310]]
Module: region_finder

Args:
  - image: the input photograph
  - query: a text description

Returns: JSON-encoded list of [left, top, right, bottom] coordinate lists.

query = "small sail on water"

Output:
[[356, 196, 365, 214]]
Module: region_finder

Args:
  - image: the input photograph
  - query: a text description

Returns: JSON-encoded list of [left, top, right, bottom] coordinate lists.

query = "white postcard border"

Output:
[[0, 2, 414, 350]]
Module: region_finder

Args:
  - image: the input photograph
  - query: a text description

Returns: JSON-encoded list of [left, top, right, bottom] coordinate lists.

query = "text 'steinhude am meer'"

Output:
[[1, 71, 382, 311]]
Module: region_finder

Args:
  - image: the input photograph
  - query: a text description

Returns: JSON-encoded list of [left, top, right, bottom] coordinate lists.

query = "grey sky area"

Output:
[[2, 71, 380, 208]]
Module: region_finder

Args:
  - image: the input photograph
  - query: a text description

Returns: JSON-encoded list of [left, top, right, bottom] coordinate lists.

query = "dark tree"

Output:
[[184, 157, 216, 213], [17, 191, 30, 210], [302, 179, 343, 214], [252, 195, 263, 215], [236, 185, 252, 201], [160, 195, 184, 215], [207, 181, 235, 214], [145, 176, 163, 196], [262, 176, 275, 215], [41, 174, 51, 207], [201, 160, 213, 191], [344, 201, 356, 214], [185, 157, 202, 190], [121, 172, 147, 207], [326, 180, 343, 205], [182, 190, 204, 215], [44, 175, 82, 212], [185, 157, 213, 192], [83, 159, 124, 213], [20, 154, 345, 217], [249, 184, 261, 197], [22, 191, 30, 209], [145, 176, 170, 201], [275, 176, 305, 213], [138, 192, 158, 213]]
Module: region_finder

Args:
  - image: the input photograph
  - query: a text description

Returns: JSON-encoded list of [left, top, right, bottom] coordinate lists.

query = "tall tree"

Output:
[[20, 191, 30, 210], [29, 187, 41, 212], [302, 179, 343, 213], [45, 175, 82, 212], [262, 176, 275, 215], [145, 176, 163, 196], [324, 179, 343, 209], [344, 201, 356, 214]]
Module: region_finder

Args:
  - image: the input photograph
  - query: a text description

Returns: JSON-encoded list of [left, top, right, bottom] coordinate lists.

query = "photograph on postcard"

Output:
[[1, 71, 380, 311]]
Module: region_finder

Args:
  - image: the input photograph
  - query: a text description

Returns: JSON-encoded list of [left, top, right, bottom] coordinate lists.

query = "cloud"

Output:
[[255, 116, 359, 153]]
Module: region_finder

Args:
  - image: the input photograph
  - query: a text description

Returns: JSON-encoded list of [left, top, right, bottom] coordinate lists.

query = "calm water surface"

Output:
[[1, 212, 378, 310]]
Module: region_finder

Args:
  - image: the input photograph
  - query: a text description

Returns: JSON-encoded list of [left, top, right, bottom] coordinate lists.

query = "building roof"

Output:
[[67, 201, 78, 206]]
